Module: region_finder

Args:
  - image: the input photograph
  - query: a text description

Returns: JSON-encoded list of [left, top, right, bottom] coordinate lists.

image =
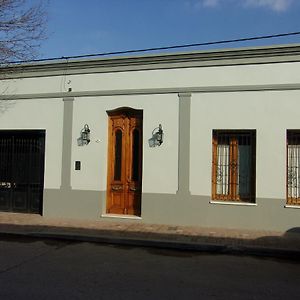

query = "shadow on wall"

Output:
[[0, 79, 18, 114], [0, 100, 16, 114]]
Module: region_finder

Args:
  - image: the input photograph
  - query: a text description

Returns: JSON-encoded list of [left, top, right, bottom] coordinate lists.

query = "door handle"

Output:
[[111, 185, 123, 191], [0, 182, 12, 189], [129, 187, 137, 191]]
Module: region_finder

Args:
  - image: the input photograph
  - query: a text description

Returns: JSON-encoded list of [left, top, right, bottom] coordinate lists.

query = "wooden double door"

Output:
[[106, 108, 143, 216]]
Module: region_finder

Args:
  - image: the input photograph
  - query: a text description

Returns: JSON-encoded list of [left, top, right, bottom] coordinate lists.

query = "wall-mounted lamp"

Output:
[[148, 124, 164, 147], [78, 124, 90, 146]]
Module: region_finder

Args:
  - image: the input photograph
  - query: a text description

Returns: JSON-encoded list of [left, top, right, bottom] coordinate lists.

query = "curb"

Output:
[[1, 230, 299, 260]]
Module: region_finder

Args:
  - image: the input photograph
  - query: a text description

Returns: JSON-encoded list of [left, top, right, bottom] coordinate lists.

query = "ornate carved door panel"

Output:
[[106, 108, 143, 216]]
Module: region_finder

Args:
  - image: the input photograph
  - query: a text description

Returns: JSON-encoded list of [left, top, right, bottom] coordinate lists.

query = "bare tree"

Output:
[[0, 0, 47, 63]]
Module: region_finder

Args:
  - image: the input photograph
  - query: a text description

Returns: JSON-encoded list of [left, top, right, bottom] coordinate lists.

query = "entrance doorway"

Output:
[[106, 108, 143, 216], [0, 130, 45, 214]]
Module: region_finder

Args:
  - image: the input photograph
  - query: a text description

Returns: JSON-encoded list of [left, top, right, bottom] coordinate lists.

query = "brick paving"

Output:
[[0, 212, 300, 257]]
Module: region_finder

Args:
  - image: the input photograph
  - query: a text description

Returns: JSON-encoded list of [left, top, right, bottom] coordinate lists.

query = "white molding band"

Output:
[[210, 201, 258, 206], [2, 83, 300, 101], [101, 214, 142, 220], [284, 205, 300, 209]]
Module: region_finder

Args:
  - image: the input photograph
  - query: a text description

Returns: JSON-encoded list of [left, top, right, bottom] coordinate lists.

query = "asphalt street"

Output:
[[0, 236, 299, 300]]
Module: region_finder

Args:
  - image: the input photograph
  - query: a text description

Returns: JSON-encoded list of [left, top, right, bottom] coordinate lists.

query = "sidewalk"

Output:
[[0, 212, 300, 259]]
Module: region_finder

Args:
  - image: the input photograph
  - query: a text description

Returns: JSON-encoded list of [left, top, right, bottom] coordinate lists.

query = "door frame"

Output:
[[106, 107, 143, 216]]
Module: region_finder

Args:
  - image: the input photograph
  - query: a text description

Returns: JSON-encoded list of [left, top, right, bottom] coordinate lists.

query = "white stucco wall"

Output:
[[1, 48, 300, 229], [190, 90, 300, 199], [0, 98, 63, 189], [2, 61, 300, 198], [2, 61, 300, 96], [70, 94, 179, 194]]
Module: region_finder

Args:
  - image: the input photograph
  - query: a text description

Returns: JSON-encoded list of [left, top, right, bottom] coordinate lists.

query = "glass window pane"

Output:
[[114, 130, 122, 181], [216, 144, 229, 195], [238, 144, 251, 197]]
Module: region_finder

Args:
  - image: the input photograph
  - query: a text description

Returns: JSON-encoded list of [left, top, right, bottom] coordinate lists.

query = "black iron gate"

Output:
[[0, 130, 45, 214]]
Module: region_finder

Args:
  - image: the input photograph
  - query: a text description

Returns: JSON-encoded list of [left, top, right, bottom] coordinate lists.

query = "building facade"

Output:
[[1, 44, 300, 232]]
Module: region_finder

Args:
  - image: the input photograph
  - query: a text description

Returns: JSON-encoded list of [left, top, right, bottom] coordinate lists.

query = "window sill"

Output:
[[101, 214, 142, 220], [284, 205, 300, 209], [210, 200, 257, 206]]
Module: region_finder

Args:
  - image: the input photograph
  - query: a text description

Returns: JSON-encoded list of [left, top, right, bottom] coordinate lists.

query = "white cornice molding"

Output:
[[1, 43, 300, 79]]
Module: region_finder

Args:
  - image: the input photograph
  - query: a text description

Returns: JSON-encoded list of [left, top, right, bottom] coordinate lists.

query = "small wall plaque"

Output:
[[75, 161, 81, 170]]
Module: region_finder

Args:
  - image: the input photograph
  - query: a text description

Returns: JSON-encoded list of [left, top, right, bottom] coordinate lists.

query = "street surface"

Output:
[[0, 236, 299, 299]]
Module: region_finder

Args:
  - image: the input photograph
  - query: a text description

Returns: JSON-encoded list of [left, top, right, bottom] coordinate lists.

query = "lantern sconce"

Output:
[[148, 124, 164, 147], [78, 124, 90, 146]]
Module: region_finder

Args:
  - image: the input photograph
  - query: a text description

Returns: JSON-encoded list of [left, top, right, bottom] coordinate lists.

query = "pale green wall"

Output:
[[0, 98, 63, 189], [1, 45, 300, 232]]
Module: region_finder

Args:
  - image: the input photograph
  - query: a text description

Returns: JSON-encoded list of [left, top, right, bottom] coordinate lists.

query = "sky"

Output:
[[38, 0, 300, 60]]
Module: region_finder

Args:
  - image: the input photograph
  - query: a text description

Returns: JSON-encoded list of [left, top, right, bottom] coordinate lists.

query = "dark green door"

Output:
[[0, 130, 45, 214]]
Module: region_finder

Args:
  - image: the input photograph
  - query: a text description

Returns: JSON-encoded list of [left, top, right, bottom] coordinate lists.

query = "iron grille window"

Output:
[[287, 130, 300, 205], [212, 130, 256, 203]]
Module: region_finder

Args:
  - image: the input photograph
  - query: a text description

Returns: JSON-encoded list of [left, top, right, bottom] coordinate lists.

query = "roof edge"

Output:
[[2, 43, 300, 78]]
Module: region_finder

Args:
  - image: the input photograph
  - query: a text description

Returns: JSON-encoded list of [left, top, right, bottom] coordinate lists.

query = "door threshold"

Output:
[[101, 213, 142, 220]]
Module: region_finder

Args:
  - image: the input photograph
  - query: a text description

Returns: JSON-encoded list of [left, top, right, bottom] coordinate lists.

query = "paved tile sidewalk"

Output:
[[0, 212, 300, 258]]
